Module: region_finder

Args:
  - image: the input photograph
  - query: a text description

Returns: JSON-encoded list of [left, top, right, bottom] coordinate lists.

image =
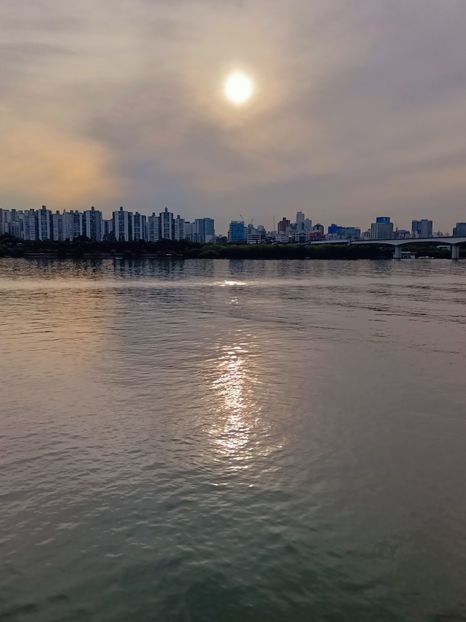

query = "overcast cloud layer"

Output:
[[1, 0, 466, 231]]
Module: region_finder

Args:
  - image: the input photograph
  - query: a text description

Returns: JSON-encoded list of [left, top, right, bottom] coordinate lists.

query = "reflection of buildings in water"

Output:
[[112, 257, 216, 280], [0, 280, 115, 418], [228, 259, 247, 277], [3, 283, 112, 374], [113, 257, 188, 279]]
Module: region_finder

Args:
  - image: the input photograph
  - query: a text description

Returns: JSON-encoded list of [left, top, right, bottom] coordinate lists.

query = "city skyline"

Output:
[[3, 204, 465, 243], [2, 1, 466, 231], [1, 201, 464, 236]]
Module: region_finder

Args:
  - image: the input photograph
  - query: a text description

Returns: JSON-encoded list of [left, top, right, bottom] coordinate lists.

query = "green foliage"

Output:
[[0, 236, 463, 260]]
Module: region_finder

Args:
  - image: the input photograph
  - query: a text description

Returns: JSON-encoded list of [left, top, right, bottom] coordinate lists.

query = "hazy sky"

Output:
[[1, 0, 466, 232]]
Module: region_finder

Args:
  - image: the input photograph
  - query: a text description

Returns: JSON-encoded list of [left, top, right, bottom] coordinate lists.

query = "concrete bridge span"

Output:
[[310, 237, 466, 260]]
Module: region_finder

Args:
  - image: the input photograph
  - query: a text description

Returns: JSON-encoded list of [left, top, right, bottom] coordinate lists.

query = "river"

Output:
[[1, 258, 465, 621]]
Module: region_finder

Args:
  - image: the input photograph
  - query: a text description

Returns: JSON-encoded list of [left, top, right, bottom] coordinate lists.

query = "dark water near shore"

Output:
[[1, 258, 465, 622]]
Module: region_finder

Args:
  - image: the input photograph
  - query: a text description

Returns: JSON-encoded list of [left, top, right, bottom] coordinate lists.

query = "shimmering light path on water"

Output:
[[1, 259, 465, 622]]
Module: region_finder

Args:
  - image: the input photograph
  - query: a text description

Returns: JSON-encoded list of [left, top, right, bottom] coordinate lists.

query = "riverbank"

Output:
[[0, 236, 459, 260]]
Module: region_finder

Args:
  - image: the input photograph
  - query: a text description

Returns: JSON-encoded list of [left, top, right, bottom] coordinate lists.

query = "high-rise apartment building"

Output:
[[37, 206, 52, 241], [0, 209, 9, 236], [148, 213, 160, 242], [23, 209, 38, 240], [64, 210, 83, 240], [52, 211, 65, 241], [184, 221, 193, 241], [132, 212, 147, 241], [192, 218, 215, 243], [83, 207, 103, 241], [113, 207, 132, 241], [173, 215, 185, 241], [160, 207, 173, 240], [103, 219, 113, 240]]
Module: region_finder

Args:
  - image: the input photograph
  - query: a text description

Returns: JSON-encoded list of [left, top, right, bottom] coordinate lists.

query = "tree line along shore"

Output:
[[0, 235, 460, 260]]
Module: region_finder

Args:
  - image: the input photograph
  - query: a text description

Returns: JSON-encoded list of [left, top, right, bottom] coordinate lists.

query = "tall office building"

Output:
[[296, 211, 305, 229], [328, 224, 361, 240], [370, 217, 394, 240], [277, 217, 291, 235], [228, 221, 246, 243], [453, 223, 466, 237], [412, 219, 433, 238], [304, 218, 312, 232]]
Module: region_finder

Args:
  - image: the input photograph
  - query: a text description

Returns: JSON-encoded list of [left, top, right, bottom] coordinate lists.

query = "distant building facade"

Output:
[[412, 219, 433, 238], [160, 207, 173, 240], [327, 224, 361, 240], [37, 206, 51, 241], [228, 221, 246, 243], [132, 212, 147, 241], [192, 218, 215, 243], [453, 222, 466, 237], [83, 207, 103, 241], [371, 217, 394, 240], [113, 207, 132, 241]]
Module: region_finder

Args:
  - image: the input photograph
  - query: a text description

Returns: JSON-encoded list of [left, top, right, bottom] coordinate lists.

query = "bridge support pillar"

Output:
[[393, 246, 402, 260], [451, 244, 460, 260]]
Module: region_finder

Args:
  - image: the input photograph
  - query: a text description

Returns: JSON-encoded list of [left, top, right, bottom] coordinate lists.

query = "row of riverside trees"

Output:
[[0, 234, 459, 260]]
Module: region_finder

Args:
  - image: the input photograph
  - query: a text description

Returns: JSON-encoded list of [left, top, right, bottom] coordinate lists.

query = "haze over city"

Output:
[[2, 0, 466, 231]]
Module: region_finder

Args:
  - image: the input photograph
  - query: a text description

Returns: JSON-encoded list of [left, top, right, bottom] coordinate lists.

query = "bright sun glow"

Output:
[[224, 71, 254, 105]]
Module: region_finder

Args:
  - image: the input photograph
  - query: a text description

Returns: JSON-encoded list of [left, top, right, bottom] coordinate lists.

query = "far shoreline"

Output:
[[0, 236, 462, 261]]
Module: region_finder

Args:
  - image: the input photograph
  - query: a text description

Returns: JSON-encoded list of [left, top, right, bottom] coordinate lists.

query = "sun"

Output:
[[224, 71, 254, 106]]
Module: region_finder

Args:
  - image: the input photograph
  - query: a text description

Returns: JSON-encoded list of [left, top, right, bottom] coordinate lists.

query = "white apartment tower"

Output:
[[132, 212, 147, 241], [52, 211, 65, 241], [83, 207, 103, 241], [64, 211, 83, 240], [37, 206, 52, 240], [113, 207, 132, 241], [148, 214, 160, 242], [160, 207, 173, 240], [173, 215, 185, 241]]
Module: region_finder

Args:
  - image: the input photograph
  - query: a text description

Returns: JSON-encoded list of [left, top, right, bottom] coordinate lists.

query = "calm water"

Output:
[[1, 258, 465, 622]]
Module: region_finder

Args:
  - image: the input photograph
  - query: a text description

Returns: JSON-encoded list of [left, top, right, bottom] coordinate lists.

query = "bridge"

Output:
[[310, 237, 466, 260]]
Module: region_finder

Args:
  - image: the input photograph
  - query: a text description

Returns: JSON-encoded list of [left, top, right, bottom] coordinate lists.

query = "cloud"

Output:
[[1, 0, 466, 230], [0, 109, 119, 210]]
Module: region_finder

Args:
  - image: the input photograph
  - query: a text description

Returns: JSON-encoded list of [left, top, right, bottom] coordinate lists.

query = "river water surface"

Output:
[[1, 258, 465, 621]]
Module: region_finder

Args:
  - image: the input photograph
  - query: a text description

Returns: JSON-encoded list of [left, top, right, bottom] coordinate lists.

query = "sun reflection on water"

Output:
[[219, 280, 247, 287], [209, 335, 264, 462]]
